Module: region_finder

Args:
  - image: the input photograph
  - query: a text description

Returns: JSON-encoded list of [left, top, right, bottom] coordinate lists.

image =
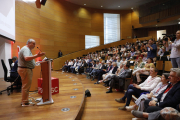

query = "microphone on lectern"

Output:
[[37, 47, 48, 60]]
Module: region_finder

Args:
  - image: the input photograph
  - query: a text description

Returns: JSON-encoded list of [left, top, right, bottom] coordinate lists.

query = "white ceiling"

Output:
[[65, 0, 154, 10]]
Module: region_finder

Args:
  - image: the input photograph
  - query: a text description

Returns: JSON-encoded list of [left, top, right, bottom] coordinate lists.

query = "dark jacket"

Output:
[[118, 69, 132, 87], [112, 66, 118, 74], [100, 64, 106, 70], [156, 82, 180, 109], [106, 65, 112, 73], [58, 52, 63, 57]]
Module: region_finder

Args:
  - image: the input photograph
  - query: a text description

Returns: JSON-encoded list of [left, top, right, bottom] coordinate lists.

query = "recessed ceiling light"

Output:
[[156, 25, 158, 26], [101, 6, 103, 7], [131, 7, 133, 9], [84, 4, 86, 5], [118, 6, 120, 7], [178, 22, 180, 24]]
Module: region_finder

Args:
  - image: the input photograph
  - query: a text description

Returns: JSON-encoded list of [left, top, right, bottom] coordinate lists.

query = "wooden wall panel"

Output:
[[13, 0, 133, 60]]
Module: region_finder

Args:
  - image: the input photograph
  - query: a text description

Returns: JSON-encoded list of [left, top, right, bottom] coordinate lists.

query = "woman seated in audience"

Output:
[[126, 73, 169, 112], [101, 51, 106, 60], [131, 48, 136, 57], [108, 48, 113, 54], [132, 57, 145, 75], [75, 60, 87, 74], [142, 52, 148, 62], [117, 67, 161, 110], [119, 57, 127, 71], [99, 62, 118, 83], [120, 45, 126, 53], [112, 56, 117, 62], [140, 43, 145, 51], [133, 58, 155, 84], [135, 51, 144, 60], [106, 56, 112, 63]]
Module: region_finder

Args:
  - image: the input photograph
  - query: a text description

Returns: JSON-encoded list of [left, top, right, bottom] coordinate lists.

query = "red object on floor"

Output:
[[38, 77, 59, 95]]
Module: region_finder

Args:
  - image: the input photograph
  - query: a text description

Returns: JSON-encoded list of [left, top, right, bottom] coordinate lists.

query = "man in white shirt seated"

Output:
[[116, 67, 161, 110]]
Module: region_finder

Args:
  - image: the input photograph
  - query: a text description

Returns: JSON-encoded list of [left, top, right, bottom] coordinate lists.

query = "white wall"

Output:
[[0, 37, 12, 78], [157, 30, 166, 41]]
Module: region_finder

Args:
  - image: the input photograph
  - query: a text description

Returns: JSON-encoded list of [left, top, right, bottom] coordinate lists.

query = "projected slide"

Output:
[[0, 0, 15, 40]]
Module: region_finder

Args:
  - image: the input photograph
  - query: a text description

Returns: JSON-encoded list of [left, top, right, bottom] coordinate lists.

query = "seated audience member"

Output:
[[10, 59, 20, 79], [112, 56, 117, 62], [77, 60, 87, 74], [120, 45, 126, 53], [101, 51, 106, 60], [131, 104, 180, 120], [86, 60, 96, 77], [132, 57, 145, 75], [126, 53, 131, 60], [142, 68, 180, 113], [96, 61, 112, 82], [142, 52, 148, 62], [131, 48, 136, 57], [70, 59, 78, 73], [67, 59, 74, 72], [133, 58, 155, 84], [75, 60, 82, 74], [119, 57, 127, 71], [11, 56, 18, 67], [89, 60, 101, 80], [106, 64, 131, 93], [10, 59, 21, 87], [157, 46, 169, 57], [116, 57, 121, 67], [92, 60, 107, 83], [126, 73, 169, 112], [135, 51, 144, 60], [62, 60, 69, 72], [106, 56, 112, 64], [97, 62, 118, 84], [116, 67, 161, 110]]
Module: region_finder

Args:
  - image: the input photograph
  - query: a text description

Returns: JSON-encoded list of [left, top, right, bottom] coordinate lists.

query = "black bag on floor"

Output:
[[85, 89, 91, 97]]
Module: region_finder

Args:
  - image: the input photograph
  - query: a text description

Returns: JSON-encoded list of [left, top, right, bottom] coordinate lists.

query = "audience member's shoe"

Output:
[[106, 90, 112, 93], [103, 84, 106, 86], [118, 106, 126, 110], [22, 102, 35, 107], [115, 89, 120, 92], [107, 87, 110, 90], [94, 82, 99, 84], [132, 118, 145, 120], [91, 78, 94, 81], [115, 98, 126, 103], [99, 80, 103, 83], [131, 110, 144, 118], [126, 105, 136, 111], [76, 73, 79, 75]]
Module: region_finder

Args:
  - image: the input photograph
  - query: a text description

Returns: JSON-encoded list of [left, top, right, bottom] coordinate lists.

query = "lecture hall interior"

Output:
[[0, 0, 180, 119]]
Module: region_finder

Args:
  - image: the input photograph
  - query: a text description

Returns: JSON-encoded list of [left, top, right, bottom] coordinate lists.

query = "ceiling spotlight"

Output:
[[84, 4, 86, 5], [131, 7, 133, 9], [178, 22, 180, 24], [156, 25, 158, 26], [118, 6, 120, 7], [101, 6, 103, 7]]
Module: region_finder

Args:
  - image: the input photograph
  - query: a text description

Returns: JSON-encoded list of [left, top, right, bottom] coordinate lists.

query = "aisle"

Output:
[[70, 73, 134, 120]]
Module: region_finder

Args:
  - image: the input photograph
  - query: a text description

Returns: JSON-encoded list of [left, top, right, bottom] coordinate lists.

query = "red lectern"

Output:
[[37, 60, 54, 106]]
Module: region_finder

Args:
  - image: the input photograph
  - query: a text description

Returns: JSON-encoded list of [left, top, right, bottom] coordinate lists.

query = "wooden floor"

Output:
[[0, 71, 134, 120]]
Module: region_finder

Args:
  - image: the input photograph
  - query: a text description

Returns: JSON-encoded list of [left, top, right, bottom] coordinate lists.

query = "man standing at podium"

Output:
[[18, 39, 45, 106]]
